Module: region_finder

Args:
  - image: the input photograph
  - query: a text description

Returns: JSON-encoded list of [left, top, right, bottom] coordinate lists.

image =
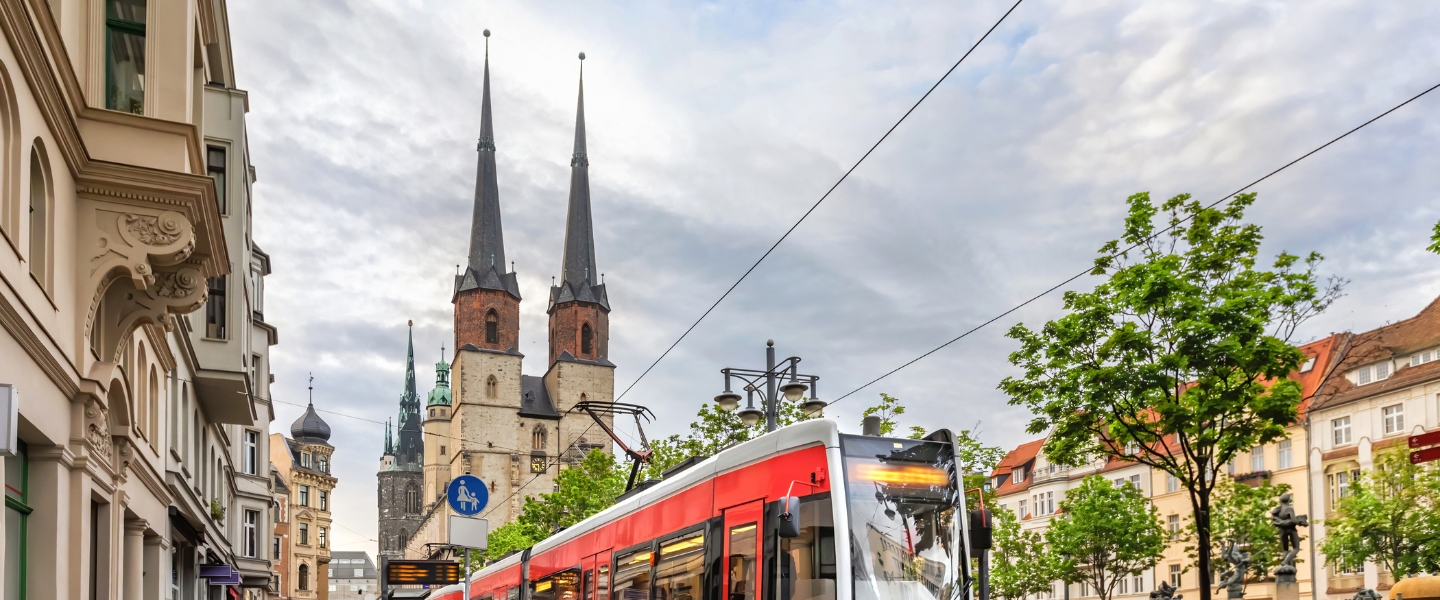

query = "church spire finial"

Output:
[[458, 29, 520, 300]]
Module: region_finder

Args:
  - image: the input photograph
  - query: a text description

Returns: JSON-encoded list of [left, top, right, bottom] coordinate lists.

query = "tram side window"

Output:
[[507, 587, 520, 600], [655, 529, 706, 600], [613, 547, 654, 600], [778, 496, 838, 600], [533, 569, 580, 600], [729, 523, 759, 600], [598, 564, 611, 600]]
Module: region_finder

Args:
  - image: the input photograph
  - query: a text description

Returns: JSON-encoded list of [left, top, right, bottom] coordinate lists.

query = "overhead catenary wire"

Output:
[[271, 397, 529, 454], [614, 0, 1027, 402], [828, 78, 1440, 406]]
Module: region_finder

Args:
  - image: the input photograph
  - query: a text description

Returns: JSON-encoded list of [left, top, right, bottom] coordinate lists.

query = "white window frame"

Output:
[[1383, 404, 1404, 436], [243, 510, 259, 558], [243, 430, 257, 475], [1251, 446, 1264, 472], [1332, 416, 1352, 446], [1278, 440, 1292, 469], [1166, 473, 1179, 493]]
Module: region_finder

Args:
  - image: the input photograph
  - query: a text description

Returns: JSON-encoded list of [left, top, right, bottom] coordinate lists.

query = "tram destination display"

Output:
[[385, 560, 462, 585]]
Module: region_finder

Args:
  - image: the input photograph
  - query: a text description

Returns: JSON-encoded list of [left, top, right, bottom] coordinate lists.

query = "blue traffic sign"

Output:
[[447, 475, 488, 516]]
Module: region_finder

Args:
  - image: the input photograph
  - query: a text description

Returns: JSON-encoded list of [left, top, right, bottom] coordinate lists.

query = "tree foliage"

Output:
[[1184, 475, 1291, 581], [1046, 476, 1167, 600], [642, 400, 815, 480], [1001, 193, 1342, 600], [1321, 445, 1440, 579], [990, 506, 1056, 600], [1429, 220, 1440, 255], [484, 449, 628, 561]]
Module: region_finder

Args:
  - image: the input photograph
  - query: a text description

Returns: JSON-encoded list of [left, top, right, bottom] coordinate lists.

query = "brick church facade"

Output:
[[377, 47, 616, 560]]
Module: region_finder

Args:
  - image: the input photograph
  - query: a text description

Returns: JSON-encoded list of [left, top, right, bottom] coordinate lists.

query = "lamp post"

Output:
[[713, 340, 824, 433]]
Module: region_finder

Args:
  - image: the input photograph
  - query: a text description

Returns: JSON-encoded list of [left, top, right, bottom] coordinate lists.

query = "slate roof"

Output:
[[549, 63, 610, 313], [290, 403, 331, 444], [519, 375, 560, 419], [329, 551, 378, 580], [456, 44, 521, 301], [1310, 295, 1440, 413]]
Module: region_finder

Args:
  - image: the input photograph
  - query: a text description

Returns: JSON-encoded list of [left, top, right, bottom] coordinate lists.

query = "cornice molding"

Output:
[[0, 277, 80, 397], [0, 0, 87, 173]]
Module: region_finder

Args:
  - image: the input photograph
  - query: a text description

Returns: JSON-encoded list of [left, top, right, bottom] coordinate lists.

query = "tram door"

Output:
[[723, 501, 765, 600], [582, 550, 612, 600]]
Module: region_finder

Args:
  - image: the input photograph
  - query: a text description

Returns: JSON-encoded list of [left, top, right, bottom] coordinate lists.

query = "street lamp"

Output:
[[715, 340, 824, 433]]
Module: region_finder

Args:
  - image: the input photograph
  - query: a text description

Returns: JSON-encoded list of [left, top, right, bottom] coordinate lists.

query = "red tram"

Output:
[[429, 419, 972, 600]]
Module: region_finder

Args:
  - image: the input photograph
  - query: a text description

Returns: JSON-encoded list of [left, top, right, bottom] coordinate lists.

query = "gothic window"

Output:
[[486, 375, 498, 398], [298, 564, 309, 590], [532, 425, 547, 450], [406, 483, 420, 513], [485, 310, 499, 344], [581, 323, 593, 355], [398, 529, 409, 552]]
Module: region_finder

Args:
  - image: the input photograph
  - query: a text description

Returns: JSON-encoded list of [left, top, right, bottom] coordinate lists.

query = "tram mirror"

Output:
[[777, 496, 801, 538]]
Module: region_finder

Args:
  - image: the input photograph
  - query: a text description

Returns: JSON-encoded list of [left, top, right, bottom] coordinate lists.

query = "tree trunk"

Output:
[[1194, 488, 1213, 600]]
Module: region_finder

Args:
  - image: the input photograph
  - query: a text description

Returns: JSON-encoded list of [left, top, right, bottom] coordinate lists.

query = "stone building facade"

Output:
[[377, 49, 616, 560], [270, 404, 338, 600], [0, 0, 283, 598]]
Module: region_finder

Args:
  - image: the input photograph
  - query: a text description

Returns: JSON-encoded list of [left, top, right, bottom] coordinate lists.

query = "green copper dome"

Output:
[[427, 350, 452, 406]]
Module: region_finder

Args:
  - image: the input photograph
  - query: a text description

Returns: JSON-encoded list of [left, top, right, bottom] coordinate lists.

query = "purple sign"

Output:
[[206, 573, 243, 586], [199, 565, 235, 579]]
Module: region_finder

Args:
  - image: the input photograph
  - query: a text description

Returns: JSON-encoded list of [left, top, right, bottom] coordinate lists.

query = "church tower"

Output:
[[377, 322, 426, 560], [422, 347, 453, 510], [547, 56, 610, 365]]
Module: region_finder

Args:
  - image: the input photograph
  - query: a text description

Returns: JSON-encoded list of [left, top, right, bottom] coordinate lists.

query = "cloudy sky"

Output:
[[228, 0, 1440, 555]]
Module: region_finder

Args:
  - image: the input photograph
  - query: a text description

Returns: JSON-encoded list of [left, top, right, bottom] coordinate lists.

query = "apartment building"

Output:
[[0, 0, 278, 598], [328, 551, 378, 600], [270, 414, 338, 600], [1306, 296, 1440, 599], [991, 439, 1158, 600]]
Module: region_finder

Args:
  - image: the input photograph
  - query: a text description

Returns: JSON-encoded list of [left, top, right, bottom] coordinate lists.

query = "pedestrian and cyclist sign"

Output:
[[447, 474, 488, 516]]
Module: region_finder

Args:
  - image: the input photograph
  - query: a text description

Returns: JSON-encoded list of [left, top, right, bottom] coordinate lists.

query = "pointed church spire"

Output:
[[550, 52, 609, 312], [404, 321, 417, 400], [458, 29, 521, 301], [383, 418, 394, 455]]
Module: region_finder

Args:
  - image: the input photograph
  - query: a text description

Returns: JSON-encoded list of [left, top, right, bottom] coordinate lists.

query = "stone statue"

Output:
[[1150, 581, 1183, 600], [1216, 540, 1251, 599], [1352, 589, 1382, 600], [1271, 492, 1310, 580]]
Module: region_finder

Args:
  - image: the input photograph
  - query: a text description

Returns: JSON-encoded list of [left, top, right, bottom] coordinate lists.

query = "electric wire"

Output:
[[828, 78, 1440, 406], [271, 397, 527, 455], [477, 421, 601, 521], [614, 0, 1027, 402]]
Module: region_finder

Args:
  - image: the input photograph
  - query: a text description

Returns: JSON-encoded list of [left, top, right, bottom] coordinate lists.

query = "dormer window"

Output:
[[1355, 361, 1391, 385], [1300, 356, 1317, 372], [301, 452, 311, 468], [1013, 465, 1026, 483], [1410, 349, 1437, 367]]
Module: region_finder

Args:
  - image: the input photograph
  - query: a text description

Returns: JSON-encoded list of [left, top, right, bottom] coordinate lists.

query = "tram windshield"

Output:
[[843, 434, 964, 600]]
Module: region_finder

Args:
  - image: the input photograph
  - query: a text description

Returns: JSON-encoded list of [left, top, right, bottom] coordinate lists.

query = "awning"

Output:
[[168, 506, 206, 545]]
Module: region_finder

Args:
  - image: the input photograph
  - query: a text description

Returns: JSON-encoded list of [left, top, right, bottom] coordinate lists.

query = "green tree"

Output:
[[861, 393, 907, 436], [990, 507, 1055, 600], [1185, 476, 1291, 582], [483, 449, 628, 561], [1046, 476, 1167, 600], [1429, 220, 1440, 254], [1321, 445, 1440, 578], [1001, 193, 1342, 600]]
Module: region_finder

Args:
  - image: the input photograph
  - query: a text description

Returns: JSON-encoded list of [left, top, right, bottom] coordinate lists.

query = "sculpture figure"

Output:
[[1150, 580, 1183, 600], [1351, 589, 1382, 600], [1271, 492, 1310, 579], [1216, 540, 1251, 599]]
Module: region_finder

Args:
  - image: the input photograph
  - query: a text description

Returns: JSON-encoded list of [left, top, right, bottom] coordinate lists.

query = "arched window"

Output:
[[136, 345, 148, 434], [27, 142, 50, 288], [0, 63, 18, 242], [486, 375, 497, 398], [148, 365, 160, 448], [298, 564, 309, 590], [406, 483, 420, 513], [485, 310, 499, 344], [532, 425, 546, 451], [398, 529, 409, 552], [581, 323, 593, 355]]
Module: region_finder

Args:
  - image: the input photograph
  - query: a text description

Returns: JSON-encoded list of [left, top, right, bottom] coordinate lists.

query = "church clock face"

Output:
[[530, 456, 547, 473]]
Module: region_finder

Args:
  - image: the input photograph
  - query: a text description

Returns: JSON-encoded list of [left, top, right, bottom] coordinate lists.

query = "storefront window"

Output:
[[5, 442, 30, 600]]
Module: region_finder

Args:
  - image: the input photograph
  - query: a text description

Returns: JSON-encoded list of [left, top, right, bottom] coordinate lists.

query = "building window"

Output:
[[1410, 349, 1436, 367], [1133, 575, 1144, 594], [205, 276, 227, 339], [405, 484, 419, 513], [273, 536, 280, 560], [1166, 473, 1179, 493], [104, 0, 146, 114], [299, 485, 309, 506], [1118, 576, 1128, 595], [440, 445, 447, 455], [4, 442, 29, 600], [243, 510, 259, 558], [208, 146, 227, 213], [1018, 499, 1028, 518], [1169, 565, 1181, 588], [532, 426, 546, 450], [486, 376, 497, 398], [249, 354, 261, 390], [1383, 404, 1404, 436], [355, 569, 364, 578], [1300, 355, 1317, 372], [1328, 468, 1361, 509], [319, 527, 326, 548], [581, 323, 593, 355], [1251, 446, 1264, 472], [1129, 474, 1141, 488], [318, 455, 328, 473], [1278, 440, 1293, 469], [1013, 465, 1026, 483], [299, 564, 309, 590], [319, 491, 328, 511], [27, 146, 50, 288], [1332, 417, 1352, 446], [299, 523, 309, 545], [243, 431, 257, 475], [485, 310, 498, 344], [1167, 514, 1179, 540]]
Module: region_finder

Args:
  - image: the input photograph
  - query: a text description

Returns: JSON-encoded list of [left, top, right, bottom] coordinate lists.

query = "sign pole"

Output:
[[462, 546, 469, 600]]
